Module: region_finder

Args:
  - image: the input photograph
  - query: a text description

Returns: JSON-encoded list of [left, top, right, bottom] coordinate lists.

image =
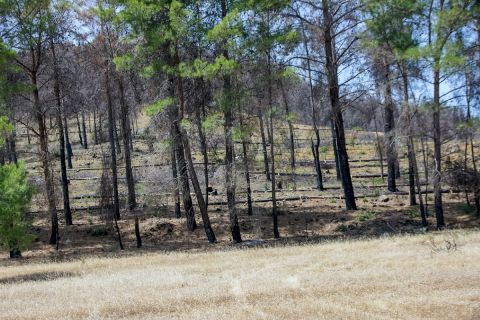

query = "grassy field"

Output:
[[0, 230, 479, 319]]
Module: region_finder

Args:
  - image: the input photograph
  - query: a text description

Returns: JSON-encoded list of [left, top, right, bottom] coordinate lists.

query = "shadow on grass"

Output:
[[0, 271, 77, 284]]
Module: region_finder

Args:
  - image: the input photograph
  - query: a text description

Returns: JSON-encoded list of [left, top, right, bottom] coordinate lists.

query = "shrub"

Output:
[[355, 210, 377, 221], [0, 162, 34, 258]]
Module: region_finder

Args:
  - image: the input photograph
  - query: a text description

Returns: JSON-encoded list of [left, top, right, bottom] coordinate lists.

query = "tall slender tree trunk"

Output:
[[220, 0, 242, 243], [26, 123, 31, 145], [373, 107, 385, 182], [383, 54, 397, 192], [114, 113, 121, 155], [330, 118, 341, 180], [239, 115, 253, 216], [258, 110, 271, 182], [421, 136, 429, 216], [223, 78, 242, 242], [322, 0, 356, 210], [181, 128, 216, 243], [51, 39, 72, 226], [280, 81, 295, 170], [105, 70, 120, 220], [433, 59, 445, 229], [76, 114, 83, 147], [412, 137, 428, 227], [171, 146, 181, 218], [401, 71, 416, 205], [196, 105, 209, 209], [470, 136, 480, 215], [81, 111, 88, 149], [93, 108, 98, 145], [165, 57, 196, 231], [64, 112, 73, 169], [301, 21, 323, 190], [400, 67, 424, 224], [33, 74, 58, 245], [116, 75, 136, 210]]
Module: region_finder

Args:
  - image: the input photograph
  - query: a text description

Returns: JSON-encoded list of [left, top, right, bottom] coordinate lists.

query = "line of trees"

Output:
[[0, 0, 479, 254]]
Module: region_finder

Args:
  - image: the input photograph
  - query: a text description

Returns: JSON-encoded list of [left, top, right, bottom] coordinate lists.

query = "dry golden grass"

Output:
[[1, 230, 479, 319]]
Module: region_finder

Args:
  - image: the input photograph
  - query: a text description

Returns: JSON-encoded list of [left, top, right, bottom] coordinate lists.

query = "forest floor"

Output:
[[1, 191, 479, 262], [0, 229, 478, 319]]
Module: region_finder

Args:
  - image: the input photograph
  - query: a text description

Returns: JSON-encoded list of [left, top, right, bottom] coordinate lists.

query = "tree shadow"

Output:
[[0, 271, 77, 284]]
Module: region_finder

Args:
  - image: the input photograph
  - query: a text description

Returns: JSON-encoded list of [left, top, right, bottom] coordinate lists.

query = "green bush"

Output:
[[0, 162, 34, 258], [355, 210, 377, 221]]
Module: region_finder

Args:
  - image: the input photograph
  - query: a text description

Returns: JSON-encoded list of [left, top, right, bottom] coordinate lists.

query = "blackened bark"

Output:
[[470, 136, 480, 216], [93, 108, 98, 145], [64, 113, 73, 169], [433, 61, 445, 229], [301, 22, 323, 190], [383, 55, 397, 192], [412, 137, 428, 228], [166, 66, 196, 231], [114, 112, 121, 155], [33, 78, 58, 245], [81, 112, 88, 149], [240, 115, 253, 216], [105, 70, 121, 220], [9, 249, 21, 259], [76, 114, 83, 147], [223, 80, 242, 243], [181, 127, 216, 243], [330, 118, 341, 180], [51, 39, 72, 226], [117, 75, 136, 210], [221, 0, 242, 243], [171, 146, 181, 218], [26, 124, 31, 145], [134, 216, 142, 248], [258, 109, 271, 182], [322, 0, 356, 210], [196, 105, 209, 209]]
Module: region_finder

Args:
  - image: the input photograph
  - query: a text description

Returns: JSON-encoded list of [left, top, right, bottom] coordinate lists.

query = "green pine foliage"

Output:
[[0, 162, 34, 256]]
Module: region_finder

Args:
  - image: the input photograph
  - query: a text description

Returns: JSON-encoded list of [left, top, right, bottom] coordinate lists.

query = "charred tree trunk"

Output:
[[383, 54, 397, 192], [81, 112, 88, 149], [258, 109, 271, 182], [93, 108, 98, 145], [301, 21, 323, 190], [165, 60, 197, 231], [373, 107, 385, 182], [64, 112, 73, 169], [330, 118, 341, 180], [421, 136, 429, 216], [240, 115, 253, 216], [196, 105, 209, 209], [181, 127, 216, 243], [223, 78, 242, 243], [322, 0, 356, 210], [105, 70, 120, 220], [134, 216, 142, 248], [401, 71, 416, 205], [76, 114, 83, 147], [26, 124, 31, 145], [433, 60, 445, 229], [51, 39, 72, 226], [221, 0, 242, 243], [114, 113, 121, 155], [170, 146, 181, 218], [117, 75, 136, 210], [33, 74, 58, 245]]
